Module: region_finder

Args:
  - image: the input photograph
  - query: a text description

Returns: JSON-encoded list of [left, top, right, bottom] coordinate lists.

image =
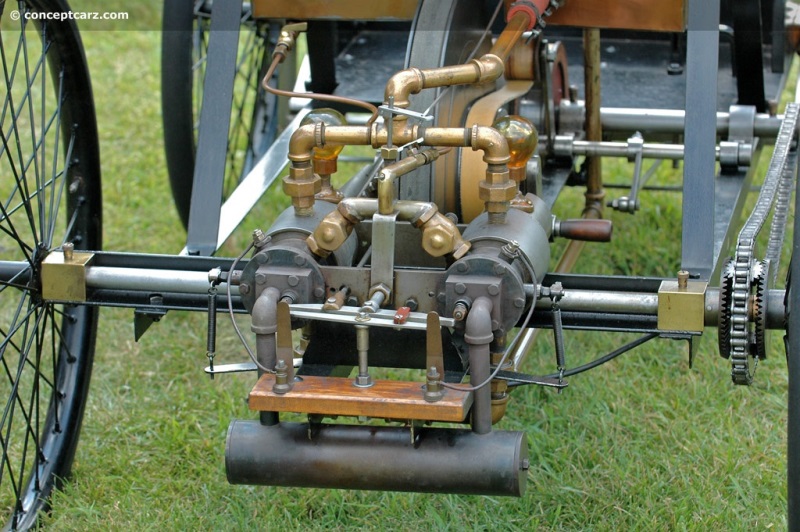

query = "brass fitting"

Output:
[[306, 205, 354, 258], [490, 379, 510, 424], [282, 162, 320, 216], [419, 211, 471, 259], [470, 125, 511, 166], [480, 164, 516, 219], [383, 67, 424, 110], [382, 8, 529, 110], [287, 124, 317, 164], [378, 148, 440, 215], [273, 22, 307, 62]]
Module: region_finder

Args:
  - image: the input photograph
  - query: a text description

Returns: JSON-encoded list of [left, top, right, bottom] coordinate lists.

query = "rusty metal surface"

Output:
[[252, 0, 419, 20], [546, 0, 686, 32], [226, 421, 528, 496]]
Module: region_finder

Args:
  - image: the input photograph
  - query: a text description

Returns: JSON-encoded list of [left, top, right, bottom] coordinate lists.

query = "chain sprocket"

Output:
[[719, 102, 799, 385]]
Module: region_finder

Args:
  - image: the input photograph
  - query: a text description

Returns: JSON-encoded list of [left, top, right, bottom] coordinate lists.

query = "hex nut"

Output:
[[479, 179, 517, 202], [288, 164, 314, 181], [282, 174, 320, 198], [422, 224, 455, 258], [368, 282, 391, 301], [305, 234, 331, 258], [380, 146, 399, 160]]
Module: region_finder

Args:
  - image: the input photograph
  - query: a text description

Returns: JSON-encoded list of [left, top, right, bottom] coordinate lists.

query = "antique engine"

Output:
[[216, 0, 797, 496]]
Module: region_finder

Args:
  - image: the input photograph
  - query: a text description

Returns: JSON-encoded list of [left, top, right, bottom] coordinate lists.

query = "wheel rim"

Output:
[[0, 2, 101, 528]]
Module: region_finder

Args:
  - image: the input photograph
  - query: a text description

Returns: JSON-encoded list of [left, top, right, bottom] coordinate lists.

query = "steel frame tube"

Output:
[[600, 108, 781, 138], [226, 421, 529, 496], [68, 264, 786, 329]]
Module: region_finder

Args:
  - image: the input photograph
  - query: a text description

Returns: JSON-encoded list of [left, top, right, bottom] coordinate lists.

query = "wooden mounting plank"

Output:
[[529, 0, 687, 32], [249, 374, 472, 423]]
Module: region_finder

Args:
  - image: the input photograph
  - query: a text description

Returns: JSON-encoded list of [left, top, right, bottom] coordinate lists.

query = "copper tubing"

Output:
[[383, 10, 532, 110], [262, 55, 379, 125]]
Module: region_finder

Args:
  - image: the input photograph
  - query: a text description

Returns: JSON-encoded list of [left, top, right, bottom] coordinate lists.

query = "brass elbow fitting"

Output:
[[471, 125, 511, 166], [473, 54, 505, 83], [288, 124, 317, 164], [383, 67, 424, 110]]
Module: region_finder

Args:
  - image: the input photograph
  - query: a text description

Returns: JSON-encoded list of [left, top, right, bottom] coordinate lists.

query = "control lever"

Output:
[[552, 218, 613, 242]]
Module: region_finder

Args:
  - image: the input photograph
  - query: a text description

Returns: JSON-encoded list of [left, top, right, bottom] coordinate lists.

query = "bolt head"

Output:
[[313, 287, 325, 299], [488, 283, 501, 296], [239, 283, 251, 295], [287, 275, 299, 287], [255, 273, 267, 284], [455, 283, 467, 295]]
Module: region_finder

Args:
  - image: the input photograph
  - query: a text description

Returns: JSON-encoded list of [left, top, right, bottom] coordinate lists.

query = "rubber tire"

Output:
[[0, 0, 101, 528]]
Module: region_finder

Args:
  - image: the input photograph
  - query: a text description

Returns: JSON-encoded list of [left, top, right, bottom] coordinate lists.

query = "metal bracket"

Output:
[[134, 295, 167, 342], [41, 249, 95, 302]]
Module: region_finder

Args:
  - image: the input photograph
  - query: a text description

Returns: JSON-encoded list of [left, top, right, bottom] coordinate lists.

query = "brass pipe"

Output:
[[378, 149, 440, 214], [289, 124, 509, 168], [422, 126, 510, 165], [288, 122, 513, 221], [383, 11, 532, 110], [307, 198, 469, 259], [488, 10, 530, 59]]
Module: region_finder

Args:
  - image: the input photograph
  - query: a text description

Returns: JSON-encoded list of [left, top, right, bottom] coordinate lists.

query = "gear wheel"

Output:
[[753, 259, 771, 361], [728, 259, 766, 385], [718, 259, 735, 358]]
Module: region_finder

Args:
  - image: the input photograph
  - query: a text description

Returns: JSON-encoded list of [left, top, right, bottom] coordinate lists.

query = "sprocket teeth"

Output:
[[718, 259, 735, 359]]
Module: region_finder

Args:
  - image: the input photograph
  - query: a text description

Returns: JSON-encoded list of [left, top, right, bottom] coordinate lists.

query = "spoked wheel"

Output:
[[0, 0, 101, 528], [161, 0, 291, 228]]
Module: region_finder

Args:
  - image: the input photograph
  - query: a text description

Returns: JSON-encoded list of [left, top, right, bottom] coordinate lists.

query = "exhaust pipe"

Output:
[[226, 421, 529, 496]]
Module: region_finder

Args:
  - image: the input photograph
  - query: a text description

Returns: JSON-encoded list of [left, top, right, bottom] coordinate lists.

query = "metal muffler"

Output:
[[226, 421, 529, 496]]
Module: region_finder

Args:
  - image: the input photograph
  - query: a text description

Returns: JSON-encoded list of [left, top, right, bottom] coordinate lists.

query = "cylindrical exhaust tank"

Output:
[[226, 421, 529, 496]]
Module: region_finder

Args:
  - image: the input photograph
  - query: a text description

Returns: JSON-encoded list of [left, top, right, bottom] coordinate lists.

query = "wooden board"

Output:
[[537, 0, 686, 32], [253, 0, 419, 21], [249, 374, 472, 423]]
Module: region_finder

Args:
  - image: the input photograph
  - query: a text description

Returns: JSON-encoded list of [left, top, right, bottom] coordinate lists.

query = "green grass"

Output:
[[36, 1, 794, 529]]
